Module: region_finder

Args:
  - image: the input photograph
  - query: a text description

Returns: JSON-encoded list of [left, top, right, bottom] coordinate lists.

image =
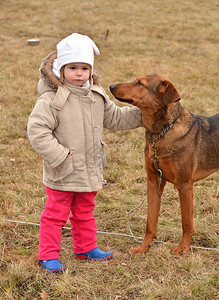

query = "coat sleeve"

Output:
[[27, 94, 69, 168], [103, 92, 143, 130]]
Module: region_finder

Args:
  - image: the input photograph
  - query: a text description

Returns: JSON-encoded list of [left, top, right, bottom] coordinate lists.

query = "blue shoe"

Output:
[[74, 248, 113, 261], [39, 259, 66, 273]]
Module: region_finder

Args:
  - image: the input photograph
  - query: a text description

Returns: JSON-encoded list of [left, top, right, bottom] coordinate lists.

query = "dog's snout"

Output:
[[109, 85, 116, 92]]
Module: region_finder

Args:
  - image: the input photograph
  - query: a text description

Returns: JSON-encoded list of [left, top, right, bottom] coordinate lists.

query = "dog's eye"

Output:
[[137, 81, 143, 86]]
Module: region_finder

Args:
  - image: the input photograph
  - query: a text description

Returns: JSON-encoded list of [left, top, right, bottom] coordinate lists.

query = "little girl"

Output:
[[27, 33, 142, 273]]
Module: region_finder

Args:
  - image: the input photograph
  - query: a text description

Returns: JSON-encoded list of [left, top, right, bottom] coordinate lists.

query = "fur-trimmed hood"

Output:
[[38, 51, 101, 94]]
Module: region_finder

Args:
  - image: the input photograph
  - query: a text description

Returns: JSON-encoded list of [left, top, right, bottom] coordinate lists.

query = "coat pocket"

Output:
[[44, 150, 74, 182]]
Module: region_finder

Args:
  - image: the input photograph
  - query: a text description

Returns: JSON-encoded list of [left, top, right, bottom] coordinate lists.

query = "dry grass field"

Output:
[[0, 0, 218, 299]]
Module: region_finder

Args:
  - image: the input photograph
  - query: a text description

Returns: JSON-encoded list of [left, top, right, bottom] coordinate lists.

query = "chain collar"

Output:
[[149, 114, 181, 145], [149, 114, 181, 196]]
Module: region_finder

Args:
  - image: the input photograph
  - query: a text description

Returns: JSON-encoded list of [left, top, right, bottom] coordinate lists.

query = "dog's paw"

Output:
[[129, 248, 142, 256], [171, 244, 190, 255], [129, 246, 150, 256]]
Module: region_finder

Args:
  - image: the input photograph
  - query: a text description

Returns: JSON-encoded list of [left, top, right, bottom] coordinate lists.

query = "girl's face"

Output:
[[63, 63, 91, 86]]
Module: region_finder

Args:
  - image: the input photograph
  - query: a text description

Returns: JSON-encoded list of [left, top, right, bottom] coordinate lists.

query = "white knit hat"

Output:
[[53, 33, 100, 78]]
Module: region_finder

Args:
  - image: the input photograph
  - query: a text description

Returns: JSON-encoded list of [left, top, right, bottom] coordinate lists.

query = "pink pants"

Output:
[[38, 187, 98, 260]]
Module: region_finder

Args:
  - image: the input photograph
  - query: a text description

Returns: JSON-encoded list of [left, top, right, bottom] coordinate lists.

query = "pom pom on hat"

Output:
[[53, 33, 100, 77]]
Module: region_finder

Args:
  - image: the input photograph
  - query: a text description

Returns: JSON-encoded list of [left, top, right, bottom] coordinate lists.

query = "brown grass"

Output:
[[0, 0, 218, 299]]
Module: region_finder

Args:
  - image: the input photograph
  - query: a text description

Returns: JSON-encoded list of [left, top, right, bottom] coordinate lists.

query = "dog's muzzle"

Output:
[[109, 85, 116, 92]]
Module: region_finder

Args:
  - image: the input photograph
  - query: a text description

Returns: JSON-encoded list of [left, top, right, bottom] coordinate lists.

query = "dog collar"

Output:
[[149, 114, 181, 145], [149, 113, 181, 196]]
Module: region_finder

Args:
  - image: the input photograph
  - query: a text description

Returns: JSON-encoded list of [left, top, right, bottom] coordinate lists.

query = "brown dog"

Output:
[[110, 74, 219, 255]]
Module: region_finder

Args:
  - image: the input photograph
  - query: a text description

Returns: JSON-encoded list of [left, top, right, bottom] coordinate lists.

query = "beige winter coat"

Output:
[[27, 52, 142, 192]]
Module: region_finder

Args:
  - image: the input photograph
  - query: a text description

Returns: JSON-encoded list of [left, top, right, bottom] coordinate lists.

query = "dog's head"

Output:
[[109, 74, 181, 110]]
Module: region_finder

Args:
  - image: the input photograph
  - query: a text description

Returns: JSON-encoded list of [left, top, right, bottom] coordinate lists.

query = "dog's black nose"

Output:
[[109, 85, 116, 92]]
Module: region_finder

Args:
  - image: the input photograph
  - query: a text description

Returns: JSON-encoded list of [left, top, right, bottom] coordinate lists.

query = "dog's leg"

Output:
[[130, 174, 166, 255], [172, 182, 194, 255]]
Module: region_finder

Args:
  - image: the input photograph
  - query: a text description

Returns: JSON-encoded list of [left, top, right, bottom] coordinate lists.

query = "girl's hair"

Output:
[[60, 65, 92, 85], [60, 67, 65, 85]]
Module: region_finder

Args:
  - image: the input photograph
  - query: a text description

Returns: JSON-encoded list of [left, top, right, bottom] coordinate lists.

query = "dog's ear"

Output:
[[158, 80, 181, 105]]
